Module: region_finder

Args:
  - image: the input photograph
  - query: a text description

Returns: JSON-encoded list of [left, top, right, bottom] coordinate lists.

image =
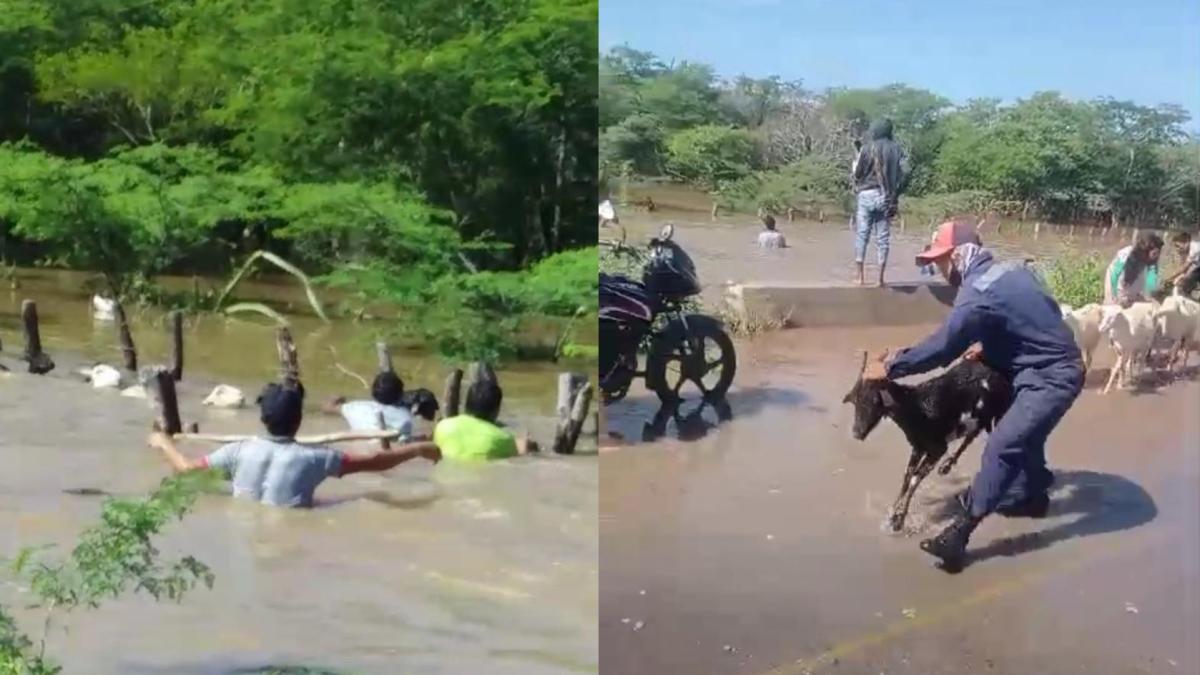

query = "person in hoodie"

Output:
[[852, 119, 908, 286], [860, 220, 1083, 572]]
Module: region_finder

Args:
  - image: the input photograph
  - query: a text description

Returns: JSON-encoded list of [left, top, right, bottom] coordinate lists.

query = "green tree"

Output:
[[664, 125, 758, 191]]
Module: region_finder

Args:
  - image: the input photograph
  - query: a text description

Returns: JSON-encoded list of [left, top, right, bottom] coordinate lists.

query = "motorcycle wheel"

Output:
[[646, 320, 736, 405]]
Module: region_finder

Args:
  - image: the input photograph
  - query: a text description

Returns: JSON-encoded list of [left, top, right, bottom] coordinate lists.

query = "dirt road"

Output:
[[600, 327, 1200, 675]]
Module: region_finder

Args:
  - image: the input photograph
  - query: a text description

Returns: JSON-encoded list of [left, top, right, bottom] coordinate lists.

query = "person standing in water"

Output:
[[148, 381, 441, 508], [852, 119, 907, 286], [756, 214, 787, 248]]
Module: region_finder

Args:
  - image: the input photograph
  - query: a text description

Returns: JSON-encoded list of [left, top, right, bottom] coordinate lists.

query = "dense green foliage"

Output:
[[1038, 252, 1108, 308], [0, 0, 598, 361], [1, 472, 218, 674], [600, 46, 1200, 229]]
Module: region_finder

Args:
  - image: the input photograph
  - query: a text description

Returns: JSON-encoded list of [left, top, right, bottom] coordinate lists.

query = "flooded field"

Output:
[[601, 327, 1200, 675], [0, 271, 598, 674], [606, 183, 1123, 305]]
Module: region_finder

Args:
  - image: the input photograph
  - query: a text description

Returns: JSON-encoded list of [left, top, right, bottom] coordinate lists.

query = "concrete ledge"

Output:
[[724, 281, 956, 328]]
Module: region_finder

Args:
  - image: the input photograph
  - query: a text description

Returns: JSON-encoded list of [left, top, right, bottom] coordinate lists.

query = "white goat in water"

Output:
[[1154, 294, 1200, 374], [1060, 303, 1104, 373], [1100, 302, 1158, 394]]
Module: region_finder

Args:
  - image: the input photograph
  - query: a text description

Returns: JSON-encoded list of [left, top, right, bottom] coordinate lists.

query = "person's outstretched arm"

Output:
[[885, 298, 988, 379], [147, 431, 207, 473], [319, 396, 348, 415], [339, 441, 441, 476]]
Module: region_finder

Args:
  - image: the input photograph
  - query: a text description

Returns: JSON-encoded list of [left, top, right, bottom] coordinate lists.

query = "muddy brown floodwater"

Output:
[[0, 270, 597, 674], [601, 327, 1200, 675], [606, 183, 1127, 307]]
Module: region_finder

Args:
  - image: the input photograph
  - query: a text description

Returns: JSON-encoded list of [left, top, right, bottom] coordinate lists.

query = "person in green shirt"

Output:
[[433, 377, 534, 460]]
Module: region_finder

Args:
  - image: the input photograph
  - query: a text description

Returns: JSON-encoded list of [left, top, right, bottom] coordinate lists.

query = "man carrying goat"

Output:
[[861, 220, 1083, 571]]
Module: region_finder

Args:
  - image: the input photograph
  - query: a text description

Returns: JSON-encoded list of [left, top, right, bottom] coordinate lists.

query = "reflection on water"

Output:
[[0, 271, 597, 674], [640, 398, 734, 443]]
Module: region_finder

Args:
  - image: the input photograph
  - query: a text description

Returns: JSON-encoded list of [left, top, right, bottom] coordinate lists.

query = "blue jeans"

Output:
[[854, 188, 890, 266]]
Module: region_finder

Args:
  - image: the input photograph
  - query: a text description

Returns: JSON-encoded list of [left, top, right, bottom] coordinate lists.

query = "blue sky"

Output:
[[600, 0, 1200, 126]]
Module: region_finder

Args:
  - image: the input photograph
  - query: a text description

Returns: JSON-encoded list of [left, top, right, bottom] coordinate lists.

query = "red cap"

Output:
[[915, 220, 980, 265]]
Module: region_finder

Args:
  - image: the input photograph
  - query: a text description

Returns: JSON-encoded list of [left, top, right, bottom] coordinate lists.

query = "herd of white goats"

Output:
[[1061, 292, 1200, 394]]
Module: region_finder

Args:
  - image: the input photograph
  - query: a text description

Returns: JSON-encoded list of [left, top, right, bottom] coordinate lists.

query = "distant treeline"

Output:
[[600, 46, 1200, 229]]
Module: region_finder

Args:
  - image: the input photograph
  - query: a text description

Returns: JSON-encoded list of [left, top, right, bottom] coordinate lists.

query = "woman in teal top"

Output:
[[1104, 233, 1163, 304]]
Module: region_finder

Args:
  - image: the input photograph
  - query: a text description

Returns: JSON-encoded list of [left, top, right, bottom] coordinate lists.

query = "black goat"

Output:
[[842, 351, 1012, 532], [400, 387, 440, 421]]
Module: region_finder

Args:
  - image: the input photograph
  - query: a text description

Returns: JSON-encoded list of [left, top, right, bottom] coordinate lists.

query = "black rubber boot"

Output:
[[920, 513, 981, 573], [995, 491, 1050, 518]]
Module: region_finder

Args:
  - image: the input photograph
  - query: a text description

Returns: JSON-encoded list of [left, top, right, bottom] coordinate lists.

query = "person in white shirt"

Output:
[[320, 371, 432, 440], [756, 214, 787, 249]]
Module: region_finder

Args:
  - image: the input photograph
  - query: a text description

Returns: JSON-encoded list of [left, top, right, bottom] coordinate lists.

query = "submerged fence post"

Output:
[[21, 299, 54, 375], [442, 368, 464, 418], [169, 311, 184, 381], [554, 373, 588, 454], [150, 367, 182, 435], [376, 341, 393, 373], [560, 383, 594, 455], [113, 301, 137, 371], [275, 327, 300, 385]]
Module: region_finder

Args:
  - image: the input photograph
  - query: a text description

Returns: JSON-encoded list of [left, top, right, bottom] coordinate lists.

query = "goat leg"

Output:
[[937, 428, 982, 476], [890, 454, 936, 532], [1102, 352, 1123, 394]]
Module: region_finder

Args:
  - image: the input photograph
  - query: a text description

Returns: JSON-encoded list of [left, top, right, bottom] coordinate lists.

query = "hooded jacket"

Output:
[[853, 119, 907, 198]]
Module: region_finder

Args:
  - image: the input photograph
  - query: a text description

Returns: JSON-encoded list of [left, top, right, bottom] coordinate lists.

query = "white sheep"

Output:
[[92, 295, 116, 321], [202, 384, 245, 409], [1100, 302, 1158, 394], [85, 364, 123, 389], [1061, 303, 1104, 372], [1154, 295, 1200, 374]]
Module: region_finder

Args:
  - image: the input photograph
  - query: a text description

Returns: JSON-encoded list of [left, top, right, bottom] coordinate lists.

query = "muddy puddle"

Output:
[[0, 271, 598, 674], [600, 325, 1200, 674]]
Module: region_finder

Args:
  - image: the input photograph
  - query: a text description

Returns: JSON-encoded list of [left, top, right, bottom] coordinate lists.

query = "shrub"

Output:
[[1038, 252, 1106, 307]]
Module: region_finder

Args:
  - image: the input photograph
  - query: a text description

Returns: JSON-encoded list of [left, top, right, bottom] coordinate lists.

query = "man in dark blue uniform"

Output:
[[862, 221, 1083, 570]]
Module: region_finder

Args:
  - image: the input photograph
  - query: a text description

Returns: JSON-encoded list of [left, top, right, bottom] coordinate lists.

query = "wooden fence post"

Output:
[[114, 301, 137, 371], [276, 327, 299, 384], [169, 311, 184, 381], [21, 300, 54, 374], [150, 367, 182, 435], [442, 368, 464, 418]]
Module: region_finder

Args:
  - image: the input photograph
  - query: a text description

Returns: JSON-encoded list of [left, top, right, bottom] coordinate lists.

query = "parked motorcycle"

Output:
[[599, 224, 737, 405]]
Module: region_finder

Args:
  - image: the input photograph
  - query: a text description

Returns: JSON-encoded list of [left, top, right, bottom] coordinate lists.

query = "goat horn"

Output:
[[856, 350, 868, 380]]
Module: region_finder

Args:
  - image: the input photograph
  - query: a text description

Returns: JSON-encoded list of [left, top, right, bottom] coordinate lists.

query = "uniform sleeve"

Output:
[[887, 297, 987, 379], [201, 442, 242, 478]]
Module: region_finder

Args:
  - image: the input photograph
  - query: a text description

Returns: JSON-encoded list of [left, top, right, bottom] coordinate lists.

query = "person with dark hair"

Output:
[[1165, 230, 1200, 297], [432, 377, 530, 460], [147, 381, 441, 508], [852, 118, 908, 286], [320, 371, 422, 439], [1104, 232, 1165, 305], [756, 214, 787, 248]]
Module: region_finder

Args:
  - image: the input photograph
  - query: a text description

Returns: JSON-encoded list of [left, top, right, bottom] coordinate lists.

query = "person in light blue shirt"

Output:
[[147, 381, 440, 508]]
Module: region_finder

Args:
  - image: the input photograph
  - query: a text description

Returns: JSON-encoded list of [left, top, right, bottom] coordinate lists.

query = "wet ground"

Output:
[[600, 327, 1200, 675], [0, 274, 598, 674]]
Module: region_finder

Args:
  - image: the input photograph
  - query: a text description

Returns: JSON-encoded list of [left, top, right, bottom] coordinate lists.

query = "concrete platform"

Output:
[[723, 280, 957, 328]]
